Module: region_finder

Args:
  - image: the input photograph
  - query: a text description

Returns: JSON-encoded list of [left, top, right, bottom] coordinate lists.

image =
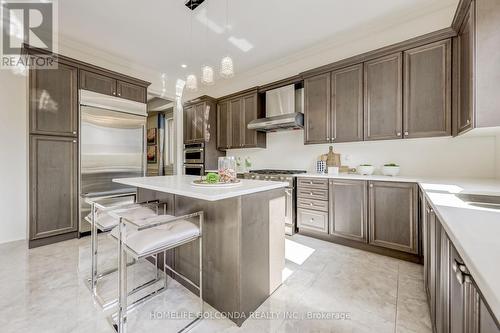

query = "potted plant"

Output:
[[382, 163, 400, 176], [357, 164, 375, 175]]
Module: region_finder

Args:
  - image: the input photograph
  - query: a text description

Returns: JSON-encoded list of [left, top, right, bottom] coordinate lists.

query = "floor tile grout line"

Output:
[[394, 263, 400, 333]]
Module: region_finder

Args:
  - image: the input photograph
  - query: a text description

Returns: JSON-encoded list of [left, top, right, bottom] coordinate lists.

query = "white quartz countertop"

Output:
[[296, 172, 500, 320], [113, 175, 288, 202]]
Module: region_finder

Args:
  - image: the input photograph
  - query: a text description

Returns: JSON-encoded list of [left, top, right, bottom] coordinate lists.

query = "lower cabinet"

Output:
[[425, 200, 500, 333], [297, 209, 328, 233], [29, 135, 78, 246], [297, 178, 329, 233], [368, 181, 418, 254], [328, 179, 367, 242]]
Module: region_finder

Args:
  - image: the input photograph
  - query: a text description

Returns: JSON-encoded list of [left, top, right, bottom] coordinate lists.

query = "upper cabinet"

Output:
[[404, 39, 452, 138], [29, 62, 78, 137], [216, 90, 266, 150], [364, 53, 403, 141], [80, 69, 147, 103], [304, 73, 331, 144], [331, 64, 364, 143], [454, 0, 500, 135], [183, 97, 217, 144]]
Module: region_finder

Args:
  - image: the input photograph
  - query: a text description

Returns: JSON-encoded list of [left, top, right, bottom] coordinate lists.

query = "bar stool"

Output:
[[84, 194, 164, 309], [109, 209, 205, 333]]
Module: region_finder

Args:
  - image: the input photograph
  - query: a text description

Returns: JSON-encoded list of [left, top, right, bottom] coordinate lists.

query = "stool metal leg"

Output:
[[118, 217, 127, 333]]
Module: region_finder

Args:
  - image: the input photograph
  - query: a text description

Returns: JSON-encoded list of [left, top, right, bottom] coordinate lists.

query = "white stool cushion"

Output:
[[110, 217, 200, 256], [87, 205, 158, 231]]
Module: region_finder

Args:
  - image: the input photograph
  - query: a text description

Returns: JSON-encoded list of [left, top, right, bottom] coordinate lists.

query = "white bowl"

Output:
[[357, 165, 375, 175], [382, 166, 400, 176]]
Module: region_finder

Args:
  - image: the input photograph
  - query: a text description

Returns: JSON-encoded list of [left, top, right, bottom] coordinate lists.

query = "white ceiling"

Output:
[[58, 0, 458, 95]]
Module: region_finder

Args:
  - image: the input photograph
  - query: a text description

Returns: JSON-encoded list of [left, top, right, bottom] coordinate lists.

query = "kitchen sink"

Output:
[[455, 193, 500, 210]]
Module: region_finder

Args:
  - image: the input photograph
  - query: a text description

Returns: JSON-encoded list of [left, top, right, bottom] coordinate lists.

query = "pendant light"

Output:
[[185, 1, 198, 91], [201, 1, 215, 85], [220, 0, 235, 78]]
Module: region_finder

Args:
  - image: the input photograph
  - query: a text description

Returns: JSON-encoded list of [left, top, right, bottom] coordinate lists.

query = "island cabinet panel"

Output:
[[364, 53, 403, 141], [29, 63, 78, 137], [304, 73, 331, 144], [368, 181, 418, 254], [116, 80, 146, 103], [217, 100, 231, 149], [328, 179, 367, 242], [80, 69, 117, 96], [403, 39, 452, 138], [29, 135, 78, 244], [331, 64, 364, 143]]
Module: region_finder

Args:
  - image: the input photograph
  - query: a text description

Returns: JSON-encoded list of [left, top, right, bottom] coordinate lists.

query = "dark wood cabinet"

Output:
[[183, 105, 194, 143], [364, 53, 403, 141], [184, 98, 216, 144], [29, 63, 78, 137], [116, 80, 146, 103], [230, 98, 243, 148], [404, 39, 452, 138], [216, 91, 265, 149], [29, 135, 78, 243], [331, 64, 364, 143], [328, 179, 367, 242], [368, 181, 418, 254], [304, 73, 331, 144], [80, 69, 146, 103], [456, 2, 475, 134], [80, 69, 116, 96], [217, 100, 231, 149]]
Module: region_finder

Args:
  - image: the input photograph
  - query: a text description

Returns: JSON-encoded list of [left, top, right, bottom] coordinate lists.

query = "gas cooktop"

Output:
[[249, 169, 307, 175]]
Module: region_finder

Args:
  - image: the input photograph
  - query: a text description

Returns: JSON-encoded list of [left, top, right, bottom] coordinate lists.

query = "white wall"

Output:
[[228, 131, 497, 179], [0, 69, 28, 243]]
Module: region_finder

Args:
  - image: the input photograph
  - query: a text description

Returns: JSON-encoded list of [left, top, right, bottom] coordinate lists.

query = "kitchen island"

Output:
[[113, 175, 288, 326]]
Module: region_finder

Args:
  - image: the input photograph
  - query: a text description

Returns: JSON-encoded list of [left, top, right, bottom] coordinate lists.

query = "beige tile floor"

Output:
[[0, 234, 431, 333]]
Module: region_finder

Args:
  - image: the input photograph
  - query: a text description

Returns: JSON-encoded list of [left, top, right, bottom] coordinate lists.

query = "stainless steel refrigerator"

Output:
[[79, 90, 147, 234]]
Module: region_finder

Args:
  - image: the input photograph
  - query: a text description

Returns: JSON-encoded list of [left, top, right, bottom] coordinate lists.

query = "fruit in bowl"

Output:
[[382, 163, 400, 176], [357, 164, 375, 175]]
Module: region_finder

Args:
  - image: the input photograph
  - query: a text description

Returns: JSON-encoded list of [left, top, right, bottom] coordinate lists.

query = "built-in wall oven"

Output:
[[184, 163, 204, 176], [184, 143, 204, 164], [244, 169, 306, 235]]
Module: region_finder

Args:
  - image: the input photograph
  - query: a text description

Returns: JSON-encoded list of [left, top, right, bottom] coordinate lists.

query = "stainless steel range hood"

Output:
[[247, 84, 304, 132]]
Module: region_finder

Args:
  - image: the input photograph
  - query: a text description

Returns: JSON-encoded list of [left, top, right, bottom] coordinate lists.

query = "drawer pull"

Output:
[[310, 218, 314, 222]]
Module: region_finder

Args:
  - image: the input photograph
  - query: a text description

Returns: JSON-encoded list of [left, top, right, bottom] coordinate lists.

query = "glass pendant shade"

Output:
[[185, 74, 198, 91], [201, 65, 215, 85], [220, 56, 234, 78]]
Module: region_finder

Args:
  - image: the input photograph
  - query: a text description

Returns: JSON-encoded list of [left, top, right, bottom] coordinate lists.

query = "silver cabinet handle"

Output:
[[310, 218, 315, 222], [466, 119, 470, 125], [72, 140, 77, 143], [331, 137, 335, 142], [72, 131, 77, 134], [326, 137, 330, 141], [397, 132, 401, 136], [404, 131, 409, 136], [456, 271, 465, 285], [309, 203, 313, 206], [369, 184, 373, 188]]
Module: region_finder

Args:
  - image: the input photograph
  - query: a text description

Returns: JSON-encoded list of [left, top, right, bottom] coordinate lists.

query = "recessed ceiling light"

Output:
[[181, 64, 187, 68]]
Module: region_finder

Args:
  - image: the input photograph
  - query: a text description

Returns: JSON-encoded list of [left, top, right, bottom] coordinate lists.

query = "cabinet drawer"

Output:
[[297, 188, 328, 201], [297, 178, 328, 189], [297, 198, 328, 212], [297, 209, 328, 233]]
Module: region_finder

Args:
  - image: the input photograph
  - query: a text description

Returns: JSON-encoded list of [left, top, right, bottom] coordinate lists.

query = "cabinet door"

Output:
[[80, 70, 117, 96], [29, 63, 78, 136], [29, 135, 78, 240], [329, 179, 367, 242], [230, 98, 242, 148], [404, 39, 452, 138], [368, 181, 417, 253], [457, 3, 475, 134], [193, 102, 206, 142], [242, 93, 258, 147], [331, 64, 363, 143], [450, 244, 466, 333], [304, 73, 331, 144], [217, 100, 231, 149], [183, 105, 194, 143], [116, 80, 146, 103], [364, 53, 403, 140]]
